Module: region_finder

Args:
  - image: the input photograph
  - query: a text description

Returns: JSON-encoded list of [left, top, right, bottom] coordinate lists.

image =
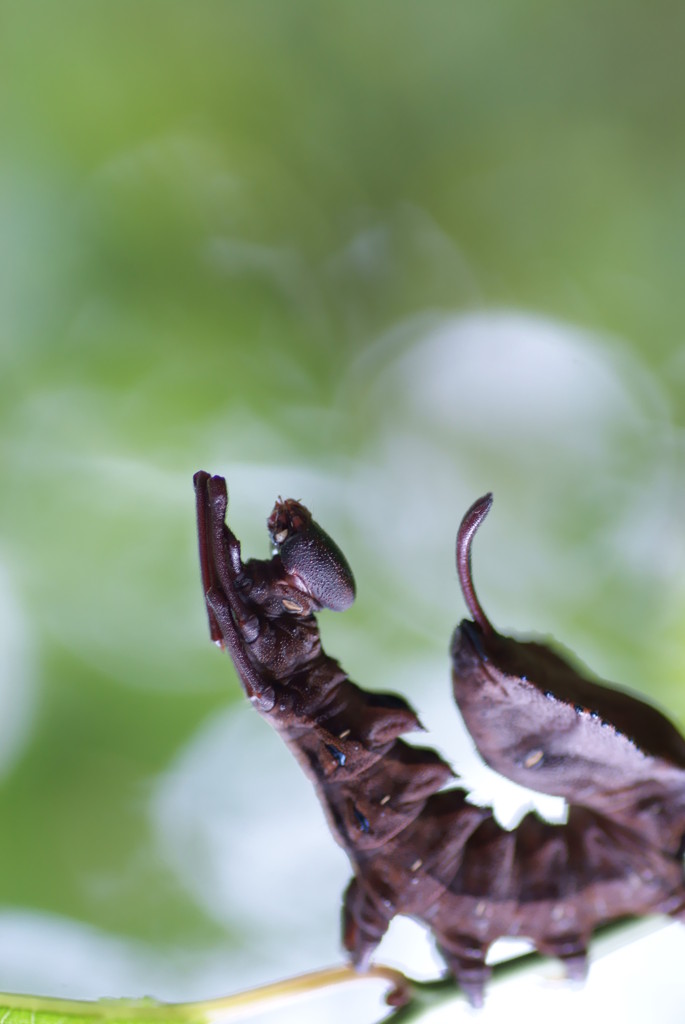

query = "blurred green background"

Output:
[[1, 0, 685, 1010]]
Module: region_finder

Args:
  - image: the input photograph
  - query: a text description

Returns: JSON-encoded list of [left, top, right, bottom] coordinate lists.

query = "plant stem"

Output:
[[0, 964, 411, 1024]]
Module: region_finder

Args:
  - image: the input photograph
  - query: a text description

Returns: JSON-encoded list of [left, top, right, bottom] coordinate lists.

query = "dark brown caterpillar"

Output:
[[451, 494, 685, 857], [193, 472, 685, 1007]]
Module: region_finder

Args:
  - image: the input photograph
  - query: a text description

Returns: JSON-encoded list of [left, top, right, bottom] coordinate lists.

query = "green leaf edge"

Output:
[[0, 964, 410, 1024]]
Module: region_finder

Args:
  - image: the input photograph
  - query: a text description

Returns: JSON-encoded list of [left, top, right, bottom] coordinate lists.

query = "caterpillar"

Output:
[[193, 471, 685, 1007], [451, 493, 685, 858]]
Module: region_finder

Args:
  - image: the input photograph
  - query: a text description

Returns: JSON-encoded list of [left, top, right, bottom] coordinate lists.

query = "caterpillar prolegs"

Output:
[[193, 472, 685, 1007]]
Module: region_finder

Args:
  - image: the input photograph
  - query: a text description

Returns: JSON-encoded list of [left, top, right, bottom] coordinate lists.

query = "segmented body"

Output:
[[194, 472, 685, 1006], [451, 494, 685, 857]]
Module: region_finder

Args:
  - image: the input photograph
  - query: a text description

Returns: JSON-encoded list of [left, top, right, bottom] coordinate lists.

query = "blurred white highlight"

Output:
[[0, 560, 35, 776]]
